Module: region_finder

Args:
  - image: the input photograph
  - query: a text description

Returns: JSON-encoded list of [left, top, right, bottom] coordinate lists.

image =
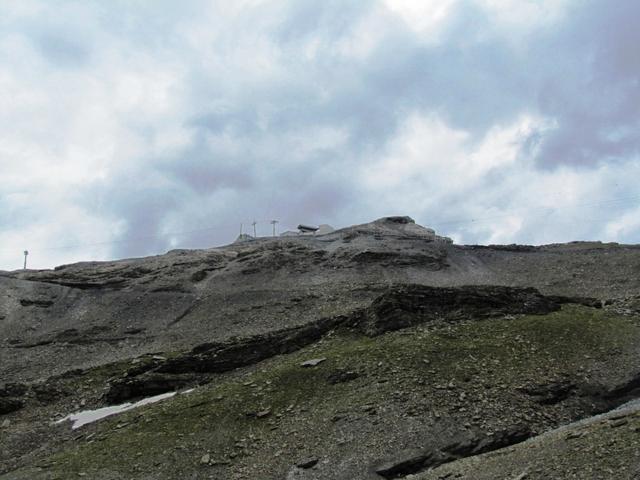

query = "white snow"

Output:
[[55, 390, 188, 429]]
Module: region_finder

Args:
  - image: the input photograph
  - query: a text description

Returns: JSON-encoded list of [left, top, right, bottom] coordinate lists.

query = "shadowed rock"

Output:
[[104, 285, 577, 404], [359, 285, 562, 336], [374, 425, 533, 479], [0, 398, 24, 415]]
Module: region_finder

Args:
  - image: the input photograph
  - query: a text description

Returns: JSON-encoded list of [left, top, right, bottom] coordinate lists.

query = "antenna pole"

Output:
[[252, 220, 257, 238], [270, 220, 278, 237], [23, 250, 28, 270]]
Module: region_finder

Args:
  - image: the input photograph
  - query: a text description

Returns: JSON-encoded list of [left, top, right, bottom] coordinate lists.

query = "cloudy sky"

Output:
[[1, 0, 639, 270]]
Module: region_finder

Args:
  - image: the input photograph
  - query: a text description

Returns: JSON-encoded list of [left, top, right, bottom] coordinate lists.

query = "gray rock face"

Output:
[[2, 217, 637, 385], [374, 425, 532, 479], [100, 284, 575, 404], [0, 217, 639, 479], [0, 398, 23, 415], [359, 284, 564, 336]]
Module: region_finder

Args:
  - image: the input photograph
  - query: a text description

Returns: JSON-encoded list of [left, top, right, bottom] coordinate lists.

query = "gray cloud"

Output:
[[526, 0, 640, 167], [35, 32, 90, 67], [1, 0, 639, 269], [159, 134, 256, 194]]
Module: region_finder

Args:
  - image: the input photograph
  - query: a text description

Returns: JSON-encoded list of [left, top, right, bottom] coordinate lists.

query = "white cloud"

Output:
[[0, 200, 125, 270], [476, 0, 569, 28], [362, 112, 545, 206], [362, 111, 639, 245], [605, 206, 640, 240], [380, 0, 568, 43], [382, 0, 457, 39], [334, 6, 392, 60], [0, 0, 638, 270]]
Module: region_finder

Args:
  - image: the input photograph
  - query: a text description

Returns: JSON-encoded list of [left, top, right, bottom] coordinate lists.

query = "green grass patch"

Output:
[[43, 305, 640, 478]]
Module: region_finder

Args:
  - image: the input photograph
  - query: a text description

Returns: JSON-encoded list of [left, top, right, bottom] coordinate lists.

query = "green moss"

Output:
[[39, 305, 640, 479]]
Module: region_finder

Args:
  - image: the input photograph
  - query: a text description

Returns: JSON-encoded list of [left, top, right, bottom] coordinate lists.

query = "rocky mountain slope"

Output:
[[1, 216, 639, 479]]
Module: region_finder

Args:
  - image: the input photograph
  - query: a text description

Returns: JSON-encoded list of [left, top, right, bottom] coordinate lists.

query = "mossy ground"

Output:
[[3, 305, 639, 480]]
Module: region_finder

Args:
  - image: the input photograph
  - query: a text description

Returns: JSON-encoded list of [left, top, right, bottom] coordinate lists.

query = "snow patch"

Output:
[[55, 389, 194, 429]]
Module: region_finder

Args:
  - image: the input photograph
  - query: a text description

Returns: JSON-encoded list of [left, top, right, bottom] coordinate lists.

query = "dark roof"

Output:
[[297, 224, 319, 232]]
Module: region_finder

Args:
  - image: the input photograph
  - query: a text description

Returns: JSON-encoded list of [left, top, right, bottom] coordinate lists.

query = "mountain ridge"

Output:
[[1, 216, 639, 479]]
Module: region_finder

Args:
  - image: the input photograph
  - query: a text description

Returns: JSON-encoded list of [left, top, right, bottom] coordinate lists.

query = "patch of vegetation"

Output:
[[18, 306, 640, 480]]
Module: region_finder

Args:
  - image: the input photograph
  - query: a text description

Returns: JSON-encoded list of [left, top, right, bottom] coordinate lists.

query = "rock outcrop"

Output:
[[102, 284, 575, 404]]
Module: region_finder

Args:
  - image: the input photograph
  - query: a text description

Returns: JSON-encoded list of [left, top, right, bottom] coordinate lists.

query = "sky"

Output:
[[1, 0, 639, 270]]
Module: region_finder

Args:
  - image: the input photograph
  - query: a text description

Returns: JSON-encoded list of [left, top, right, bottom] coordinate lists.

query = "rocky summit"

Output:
[[1, 216, 640, 479]]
